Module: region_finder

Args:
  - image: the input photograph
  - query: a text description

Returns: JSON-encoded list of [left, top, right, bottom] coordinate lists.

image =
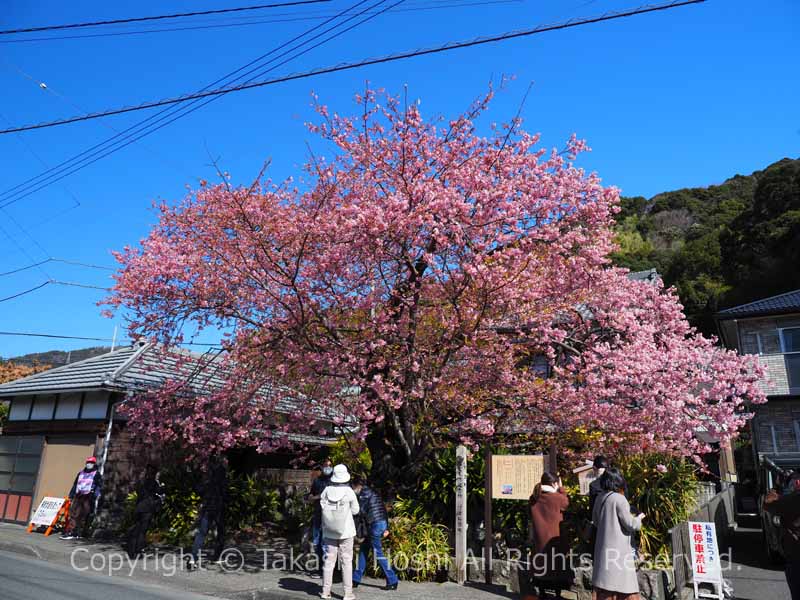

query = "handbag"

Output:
[[355, 514, 369, 540]]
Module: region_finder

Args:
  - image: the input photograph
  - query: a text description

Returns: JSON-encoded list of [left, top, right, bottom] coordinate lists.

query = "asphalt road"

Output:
[[0, 550, 220, 600]]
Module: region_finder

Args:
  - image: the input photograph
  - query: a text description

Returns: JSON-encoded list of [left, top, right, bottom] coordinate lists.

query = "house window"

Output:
[[54, 393, 81, 420], [80, 392, 109, 419], [8, 397, 32, 421], [739, 320, 800, 356], [783, 328, 800, 353], [29, 394, 56, 420]]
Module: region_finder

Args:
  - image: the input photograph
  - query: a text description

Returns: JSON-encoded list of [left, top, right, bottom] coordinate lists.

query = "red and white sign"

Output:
[[688, 521, 723, 599], [29, 497, 67, 528]]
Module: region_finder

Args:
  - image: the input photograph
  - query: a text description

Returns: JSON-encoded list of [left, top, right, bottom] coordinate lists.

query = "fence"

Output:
[[670, 483, 737, 593]]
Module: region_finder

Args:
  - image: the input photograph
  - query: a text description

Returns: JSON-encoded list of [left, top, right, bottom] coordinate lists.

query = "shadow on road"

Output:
[[278, 577, 323, 597]]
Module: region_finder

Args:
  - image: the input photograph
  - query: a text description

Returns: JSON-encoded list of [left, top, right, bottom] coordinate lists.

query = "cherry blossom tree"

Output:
[[105, 88, 764, 484]]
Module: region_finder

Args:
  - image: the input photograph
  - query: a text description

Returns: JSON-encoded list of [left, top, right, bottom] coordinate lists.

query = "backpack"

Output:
[[321, 489, 354, 539]]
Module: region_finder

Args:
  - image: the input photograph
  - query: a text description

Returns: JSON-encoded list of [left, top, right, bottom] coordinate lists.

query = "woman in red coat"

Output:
[[528, 472, 571, 598]]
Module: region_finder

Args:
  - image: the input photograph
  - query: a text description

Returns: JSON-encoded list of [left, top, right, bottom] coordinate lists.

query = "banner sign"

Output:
[[688, 521, 724, 599], [491, 454, 545, 500], [29, 497, 67, 528]]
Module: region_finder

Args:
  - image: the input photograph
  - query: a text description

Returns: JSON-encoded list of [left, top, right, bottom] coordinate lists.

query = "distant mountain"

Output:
[[613, 157, 800, 335], [2, 346, 113, 368]]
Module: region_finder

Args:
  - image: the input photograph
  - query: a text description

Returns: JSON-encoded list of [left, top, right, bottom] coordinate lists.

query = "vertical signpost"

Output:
[[484, 447, 493, 585], [455, 445, 468, 584], [688, 521, 724, 600]]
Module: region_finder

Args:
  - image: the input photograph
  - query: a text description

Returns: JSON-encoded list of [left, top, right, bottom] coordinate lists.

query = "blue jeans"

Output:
[[312, 520, 324, 569], [354, 519, 398, 585], [191, 509, 225, 562]]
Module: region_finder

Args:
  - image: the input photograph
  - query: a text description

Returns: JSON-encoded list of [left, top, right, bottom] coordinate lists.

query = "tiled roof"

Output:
[[0, 342, 344, 428], [627, 268, 661, 284], [0, 345, 142, 396], [717, 289, 800, 319]]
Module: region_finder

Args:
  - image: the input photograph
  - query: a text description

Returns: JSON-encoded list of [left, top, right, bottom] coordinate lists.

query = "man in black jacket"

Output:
[[307, 458, 333, 573], [588, 456, 608, 514], [126, 464, 165, 558], [61, 456, 102, 540], [187, 457, 228, 570], [351, 476, 398, 591]]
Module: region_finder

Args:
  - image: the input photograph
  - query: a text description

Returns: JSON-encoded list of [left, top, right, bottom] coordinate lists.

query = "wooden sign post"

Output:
[[483, 447, 557, 586], [455, 445, 468, 584]]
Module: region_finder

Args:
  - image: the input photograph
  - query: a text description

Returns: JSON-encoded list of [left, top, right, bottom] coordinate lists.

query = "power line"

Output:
[[0, 258, 114, 277], [0, 331, 114, 342], [0, 331, 222, 347], [0, 282, 49, 303], [0, 0, 332, 35], [0, 279, 110, 304], [0, 0, 403, 208], [0, 0, 706, 138], [0, 1, 518, 43]]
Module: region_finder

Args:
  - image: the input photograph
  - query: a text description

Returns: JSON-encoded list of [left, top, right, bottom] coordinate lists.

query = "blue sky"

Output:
[[0, 0, 797, 359]]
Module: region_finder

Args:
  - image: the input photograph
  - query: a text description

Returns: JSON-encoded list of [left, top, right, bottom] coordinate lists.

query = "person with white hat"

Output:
[[319, 464, 360, 600]]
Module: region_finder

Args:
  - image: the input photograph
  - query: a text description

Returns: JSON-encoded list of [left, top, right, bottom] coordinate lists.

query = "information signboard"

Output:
[[27, 496, 69, 536], [490, 454, 545, 500]]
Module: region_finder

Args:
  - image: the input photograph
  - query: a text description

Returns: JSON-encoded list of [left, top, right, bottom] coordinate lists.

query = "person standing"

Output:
[[764, 478, 800, 599], [320, 464, 360, 600], [126, 464, 164, 558], [351, 475, 399, 591], [588, 456, 609, 514], [528, 472, 570, 598], [61, 456, 102, 540], [187, 457, 229, 570], [308, 458, 334, 573], [591, 468, 645, 600]]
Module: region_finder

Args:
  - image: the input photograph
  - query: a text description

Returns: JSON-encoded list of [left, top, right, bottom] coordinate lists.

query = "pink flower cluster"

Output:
[[104, 87, 765, 463]]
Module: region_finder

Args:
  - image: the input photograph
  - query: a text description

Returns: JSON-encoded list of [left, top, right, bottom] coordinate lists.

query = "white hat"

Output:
[[330, 464, 350, 484]]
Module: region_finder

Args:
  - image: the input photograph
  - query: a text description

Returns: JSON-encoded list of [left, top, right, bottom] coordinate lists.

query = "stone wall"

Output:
[[92, 425, 152, 538]]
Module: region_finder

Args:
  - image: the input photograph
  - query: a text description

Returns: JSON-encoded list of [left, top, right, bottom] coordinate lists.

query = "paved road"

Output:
[[0, 550, 220, 600], [724, 527, 791, 600]]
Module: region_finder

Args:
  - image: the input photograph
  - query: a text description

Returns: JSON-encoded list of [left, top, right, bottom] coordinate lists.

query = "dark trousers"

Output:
[[127, 511, 154, 557], [191, 509, 225, 562], [67, 495, 93, 536], [786, 558, 800, 600]]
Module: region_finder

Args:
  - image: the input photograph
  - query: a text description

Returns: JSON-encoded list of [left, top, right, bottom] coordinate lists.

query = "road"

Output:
[[0, 550, 221, 600]]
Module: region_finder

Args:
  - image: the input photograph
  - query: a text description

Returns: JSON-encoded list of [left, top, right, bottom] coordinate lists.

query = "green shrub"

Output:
[[619, 454, 699, 561], [392, 447, 528, 551], [225, 473, 281, 530], [381, 515, 451, 582]]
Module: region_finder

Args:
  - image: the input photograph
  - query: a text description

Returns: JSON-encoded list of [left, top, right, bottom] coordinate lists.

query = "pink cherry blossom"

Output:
[[104, 87, 764, 479]]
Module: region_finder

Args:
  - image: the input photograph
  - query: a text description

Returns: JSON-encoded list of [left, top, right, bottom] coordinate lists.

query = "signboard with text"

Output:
[[688, 521, 724, 599], [491, 454, 545, 500]]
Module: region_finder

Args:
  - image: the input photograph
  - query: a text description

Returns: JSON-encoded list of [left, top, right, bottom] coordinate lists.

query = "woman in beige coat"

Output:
[[591, 468, 645, 600]]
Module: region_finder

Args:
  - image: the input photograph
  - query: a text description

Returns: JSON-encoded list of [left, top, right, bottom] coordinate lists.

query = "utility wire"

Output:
[[0, 0, 402, 207], [0, 258, 115, 276], [0, 279, 111, 304], [0, 0, 706, 138], [0, 331, 222, 347], [0, 1, 518, 43], [0, 0, 332, 35], [0, 331, 115, 342], [0, 282, 50, 303]]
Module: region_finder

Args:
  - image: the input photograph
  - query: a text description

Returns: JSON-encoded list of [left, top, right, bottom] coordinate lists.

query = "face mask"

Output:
[[85, 463, 95, 470], [322, 467, 333, 476]]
